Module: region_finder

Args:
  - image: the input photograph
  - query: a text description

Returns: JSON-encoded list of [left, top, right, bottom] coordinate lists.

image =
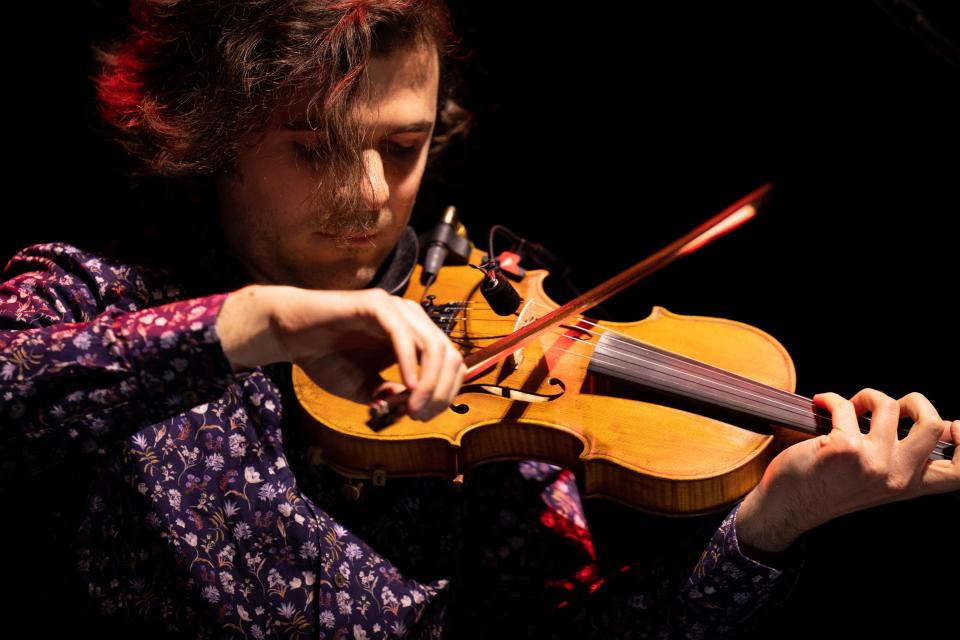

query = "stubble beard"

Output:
[[314, 205, 381, 239]]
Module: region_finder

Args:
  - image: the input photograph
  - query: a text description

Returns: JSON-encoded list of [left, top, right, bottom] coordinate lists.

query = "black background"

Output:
[[3, 1, 958, 637]]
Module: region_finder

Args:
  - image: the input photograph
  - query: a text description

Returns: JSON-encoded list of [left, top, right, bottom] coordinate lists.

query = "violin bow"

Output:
[[369, 182, 954, 462], [369, 183, 770, 418]]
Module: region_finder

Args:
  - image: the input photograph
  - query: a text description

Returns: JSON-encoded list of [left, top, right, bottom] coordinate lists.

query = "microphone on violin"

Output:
[[419, 205, 471, 286], [472, 260, 521, 316]]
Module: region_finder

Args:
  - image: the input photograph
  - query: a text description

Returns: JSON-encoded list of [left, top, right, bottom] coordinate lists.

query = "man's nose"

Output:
[[359, 148, 389, 209]]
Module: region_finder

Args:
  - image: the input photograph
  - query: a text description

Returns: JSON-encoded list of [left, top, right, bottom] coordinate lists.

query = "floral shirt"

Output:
[[0, 242, 805, 639]]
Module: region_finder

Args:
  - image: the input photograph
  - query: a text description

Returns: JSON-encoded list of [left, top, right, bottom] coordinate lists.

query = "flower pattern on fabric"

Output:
[[1, 242, 805, 638], [1, 243, 448, 639]]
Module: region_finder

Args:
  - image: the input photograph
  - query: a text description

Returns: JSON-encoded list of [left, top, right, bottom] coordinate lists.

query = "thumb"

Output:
[[918, 419, 960, 494], [941, 419, 958, 443]]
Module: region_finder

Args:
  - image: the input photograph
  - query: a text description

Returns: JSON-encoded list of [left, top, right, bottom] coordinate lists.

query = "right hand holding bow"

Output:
[[216, 284, 466, 421]]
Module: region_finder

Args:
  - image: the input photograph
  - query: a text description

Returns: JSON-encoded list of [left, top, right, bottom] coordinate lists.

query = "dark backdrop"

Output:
[[3, 1, 957, 637]]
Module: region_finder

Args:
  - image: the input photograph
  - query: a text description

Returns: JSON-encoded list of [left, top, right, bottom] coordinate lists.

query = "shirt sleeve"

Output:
[[674, 500, 805, 636], [0, 242, 238, 482], [577, 500, 806, 639]]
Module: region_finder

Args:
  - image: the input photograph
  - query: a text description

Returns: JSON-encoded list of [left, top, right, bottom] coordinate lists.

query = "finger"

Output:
[[352, 374, 399, 406], [918, 420, 960, 492], [812, 392, 861, 437], [392, 297, 445, 418], [940, 419, 958, 444], [848, 388, 899, 445], [371, 294, 421, 392], [423, 344, 466, 420], [403, 301, 465, 420], [373, 380, 407, 401], [897, 392, 944, 464], [952, 421, 960, 467]]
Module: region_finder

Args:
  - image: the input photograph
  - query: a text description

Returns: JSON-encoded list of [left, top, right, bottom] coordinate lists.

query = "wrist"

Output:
[[735, 487, 802, 559], [216, 284, 292, 371]]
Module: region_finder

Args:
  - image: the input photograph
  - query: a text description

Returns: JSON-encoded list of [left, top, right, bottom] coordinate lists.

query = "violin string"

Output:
[[527, 322, 819, 423], [495, 325, 952, 457], [447, 308, 819, 426], [533, 307, 935, 445], [443, 318, 520, 323], [441, 297, 834, 425], [444, 297, 809, 414], [474, 296, 855, 417], [441, 299, 853, 428], [437, 298, 952, 456], [587, 350, 951, 459]]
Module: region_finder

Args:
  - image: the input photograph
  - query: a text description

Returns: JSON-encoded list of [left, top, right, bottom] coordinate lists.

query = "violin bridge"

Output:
[[508, 299, 540, 370]]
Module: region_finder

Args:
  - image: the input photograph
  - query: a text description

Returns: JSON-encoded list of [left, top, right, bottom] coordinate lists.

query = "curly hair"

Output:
[[86, 0, 474, 287], [92, 0, 472, 202]]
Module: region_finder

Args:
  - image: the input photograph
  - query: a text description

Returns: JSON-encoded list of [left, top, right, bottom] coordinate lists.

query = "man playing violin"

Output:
[[1, 1, 957, 638]]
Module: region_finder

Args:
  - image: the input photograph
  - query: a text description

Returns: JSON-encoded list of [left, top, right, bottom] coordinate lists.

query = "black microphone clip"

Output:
[[419, 205, 471, 285], [473, 259, 521, 316]]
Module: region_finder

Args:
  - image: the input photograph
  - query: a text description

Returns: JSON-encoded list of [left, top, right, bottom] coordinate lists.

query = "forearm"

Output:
[[215, 284, 294, 371], [1, 292, 237, 478]]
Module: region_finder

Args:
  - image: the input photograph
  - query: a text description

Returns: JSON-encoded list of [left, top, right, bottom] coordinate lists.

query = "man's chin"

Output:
[[292, 264, 380, 291]]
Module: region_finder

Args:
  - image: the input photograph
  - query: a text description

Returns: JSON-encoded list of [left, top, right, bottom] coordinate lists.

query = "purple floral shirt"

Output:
[[0, 242, 804, 639]]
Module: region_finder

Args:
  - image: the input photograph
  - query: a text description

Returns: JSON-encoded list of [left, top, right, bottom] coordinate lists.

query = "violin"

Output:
[[290, 185, 955, 517]]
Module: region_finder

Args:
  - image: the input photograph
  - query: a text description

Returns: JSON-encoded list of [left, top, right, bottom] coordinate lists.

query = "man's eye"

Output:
[[383, 141, 418, 157], [293, 140, 418, 164]]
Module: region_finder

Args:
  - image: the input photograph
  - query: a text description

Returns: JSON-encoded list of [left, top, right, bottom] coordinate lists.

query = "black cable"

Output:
[[485, 224, 614, 321]]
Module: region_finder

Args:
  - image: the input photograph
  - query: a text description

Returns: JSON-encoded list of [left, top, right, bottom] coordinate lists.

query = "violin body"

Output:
[[292, 246, 814, 517]]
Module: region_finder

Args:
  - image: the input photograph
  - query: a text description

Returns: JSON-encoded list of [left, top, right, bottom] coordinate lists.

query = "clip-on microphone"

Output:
[[419, 205, 471, 286]]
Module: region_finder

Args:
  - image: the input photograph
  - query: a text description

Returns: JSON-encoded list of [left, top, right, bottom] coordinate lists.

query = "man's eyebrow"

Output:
[[281, 119, 434, 134], [381, 120, 435, 134]]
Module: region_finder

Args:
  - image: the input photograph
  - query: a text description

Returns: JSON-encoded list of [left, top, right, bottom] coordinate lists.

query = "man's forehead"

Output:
[[276, 45, 439, 133], [367, 43, 439, 94]]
